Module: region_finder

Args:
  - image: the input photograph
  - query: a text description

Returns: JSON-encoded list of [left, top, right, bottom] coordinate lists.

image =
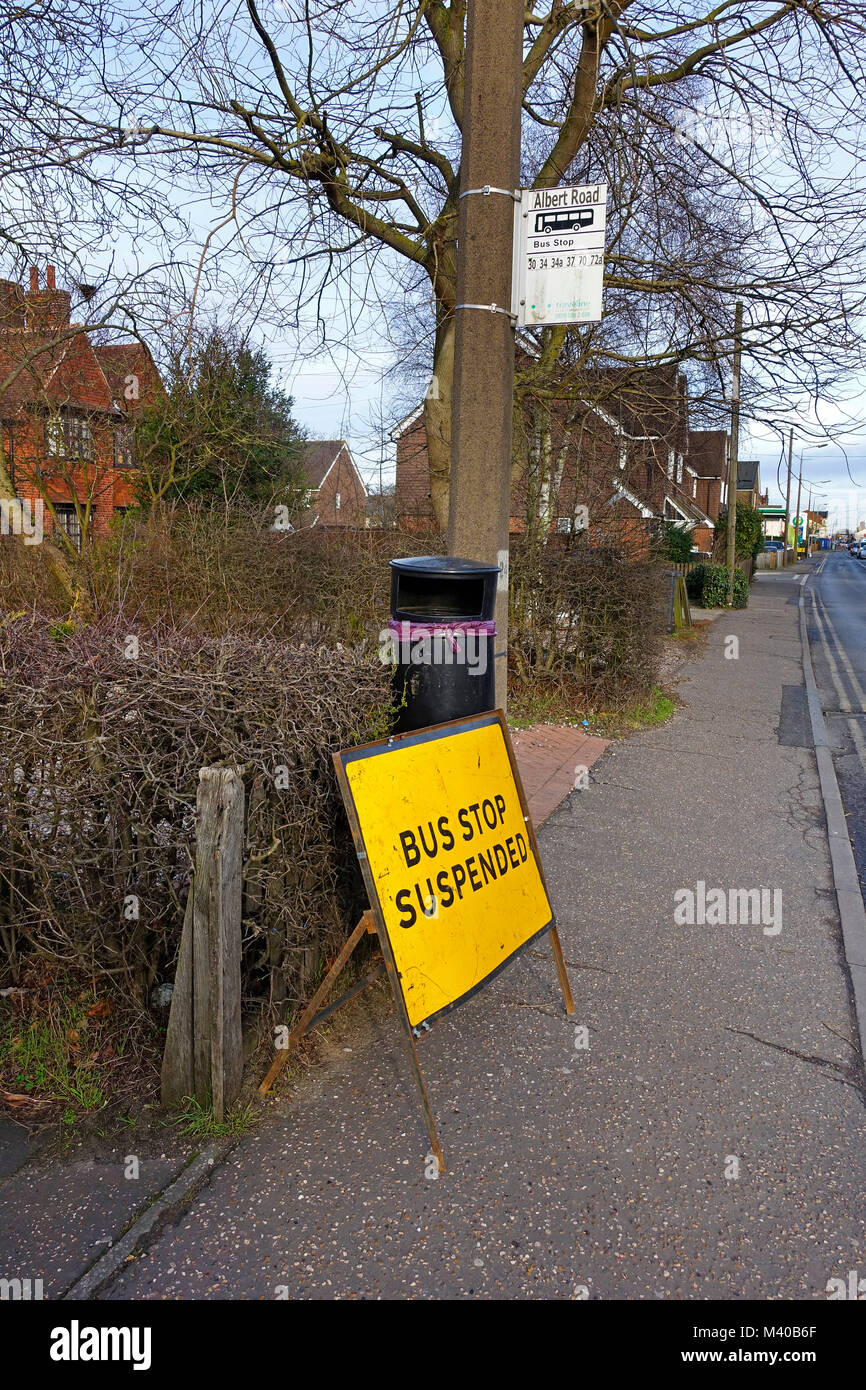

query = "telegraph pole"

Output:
[[783, 427, 793, 566], [447, 0, 524, 710], [795, 464, 803, 565], [725, 301, 743, 605], [805, 483, 821, 557]]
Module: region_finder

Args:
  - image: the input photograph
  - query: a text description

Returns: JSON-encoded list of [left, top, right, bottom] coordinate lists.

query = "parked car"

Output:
[[763, 540, 784, 551]]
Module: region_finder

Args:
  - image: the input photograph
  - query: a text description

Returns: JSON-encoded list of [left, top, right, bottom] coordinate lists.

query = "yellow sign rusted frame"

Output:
[[326, 710, 575, 1171]]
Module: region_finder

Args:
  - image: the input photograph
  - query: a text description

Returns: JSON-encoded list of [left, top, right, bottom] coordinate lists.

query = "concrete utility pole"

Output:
[[794, 464, 803, 564], [725, 301, 743, 605], [447, 0, 524, 711], [783, 427, 793, 566]]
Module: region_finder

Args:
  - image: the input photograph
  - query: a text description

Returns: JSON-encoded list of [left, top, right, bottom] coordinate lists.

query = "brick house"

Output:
[[0, 266, 161, 549], [392, 362, 715, 552], [298, 439, 367, 528], [686, 429, 729, 553], [736, 459, 767, 510]]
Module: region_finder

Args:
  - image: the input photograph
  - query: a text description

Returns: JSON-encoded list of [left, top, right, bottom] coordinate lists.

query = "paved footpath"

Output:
[[51, 569, 866, 1298], [513, 724, 609, 826]]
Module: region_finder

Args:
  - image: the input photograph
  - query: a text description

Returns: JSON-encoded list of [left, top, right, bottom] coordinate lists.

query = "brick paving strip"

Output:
[[511, 723, 610, 826]]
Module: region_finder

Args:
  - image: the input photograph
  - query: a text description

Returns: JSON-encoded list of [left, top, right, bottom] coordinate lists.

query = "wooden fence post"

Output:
[[160, 880, 196, 1108], [161, 765, 244, 1120]]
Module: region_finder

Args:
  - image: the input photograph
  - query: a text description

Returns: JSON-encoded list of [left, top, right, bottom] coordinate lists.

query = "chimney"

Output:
[[24, 265, 71, 330]]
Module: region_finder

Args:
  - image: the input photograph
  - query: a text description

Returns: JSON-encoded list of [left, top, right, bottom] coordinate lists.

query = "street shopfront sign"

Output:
[[334, 711, 575, 1167], [512, 183, 607, 328]]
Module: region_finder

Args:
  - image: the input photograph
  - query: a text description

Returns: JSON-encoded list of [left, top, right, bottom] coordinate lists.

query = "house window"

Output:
[[66, 415, 92, 459], [335, 492, 341, 511], [53, 503, 82, 552], [46, 418, 64, 456], [676, 453, 683, 484], [45, 413, 93, 460], [692, 480, 697, 499], [114, 426, 135, 469]]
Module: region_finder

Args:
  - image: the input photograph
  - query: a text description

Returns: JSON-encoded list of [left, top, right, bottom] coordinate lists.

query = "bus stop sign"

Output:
[[512, 182, 607, 327]]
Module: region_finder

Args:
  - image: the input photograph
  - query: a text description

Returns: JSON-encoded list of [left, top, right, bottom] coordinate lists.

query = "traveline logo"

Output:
[[49, 1320, 152, 1371]]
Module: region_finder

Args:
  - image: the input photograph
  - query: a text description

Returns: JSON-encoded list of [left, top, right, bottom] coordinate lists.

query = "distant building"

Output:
[[759, 504, 788, 541], [0, 267, 162, 548], [393, 363, 717, 553], [687, 429, 728, 525], [735, 460, 767, 510], [297, 439, 367, 528]]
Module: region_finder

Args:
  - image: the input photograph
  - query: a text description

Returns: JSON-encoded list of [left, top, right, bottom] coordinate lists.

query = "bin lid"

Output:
[[389, 555, 501, 578]]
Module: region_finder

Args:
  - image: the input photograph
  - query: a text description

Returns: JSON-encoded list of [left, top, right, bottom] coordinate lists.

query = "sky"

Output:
[[270, 346, 400, 493], [750, 433, 866, 534]]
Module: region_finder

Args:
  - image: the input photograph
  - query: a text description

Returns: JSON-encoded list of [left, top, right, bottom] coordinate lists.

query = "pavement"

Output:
[[3, 562, 865, 1300], [512, 724, 609, 825]]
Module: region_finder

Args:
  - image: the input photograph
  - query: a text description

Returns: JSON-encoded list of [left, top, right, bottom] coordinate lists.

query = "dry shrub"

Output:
[[85, 505, 444, 643], [0, 536, 71, 616], [509, 538, 668, 708], [0, 612, 391, 1012]]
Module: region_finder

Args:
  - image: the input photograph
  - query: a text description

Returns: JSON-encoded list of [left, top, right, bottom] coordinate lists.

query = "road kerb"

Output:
[[800, 588, 866, 1063]]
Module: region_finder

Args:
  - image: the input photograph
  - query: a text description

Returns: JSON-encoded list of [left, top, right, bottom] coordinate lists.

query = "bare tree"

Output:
[[3, 2, 865, 525]]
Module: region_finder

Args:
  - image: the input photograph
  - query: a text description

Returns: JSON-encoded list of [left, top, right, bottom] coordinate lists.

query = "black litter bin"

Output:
[[388, 556, 499, 733]]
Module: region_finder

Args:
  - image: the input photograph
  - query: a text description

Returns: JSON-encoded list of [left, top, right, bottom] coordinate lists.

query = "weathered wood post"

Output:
[[161, 766, 244, 1120]]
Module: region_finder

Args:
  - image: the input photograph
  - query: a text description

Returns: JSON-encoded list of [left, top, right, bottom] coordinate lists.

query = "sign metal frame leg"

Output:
[[548, 925, 576, 1015], [328, 712, 577, 1171], [258, 910, 377, 1097], [373, 918, 447, 1175]]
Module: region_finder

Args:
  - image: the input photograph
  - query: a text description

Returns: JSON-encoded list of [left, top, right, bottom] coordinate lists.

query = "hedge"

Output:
[[509, 540, 669, 705], [685, 562, 749, 609], [0, 613, 391, 1009]]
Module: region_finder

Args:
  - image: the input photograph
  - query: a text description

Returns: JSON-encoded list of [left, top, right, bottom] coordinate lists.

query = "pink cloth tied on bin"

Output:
[[387, 618, 496, 653]]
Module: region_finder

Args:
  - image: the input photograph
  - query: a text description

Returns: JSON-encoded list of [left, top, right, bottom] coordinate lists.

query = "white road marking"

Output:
[[810, 591, 866, 777]]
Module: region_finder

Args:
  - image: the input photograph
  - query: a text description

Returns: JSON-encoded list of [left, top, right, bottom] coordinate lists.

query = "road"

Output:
[[805, 548, 866, 898]]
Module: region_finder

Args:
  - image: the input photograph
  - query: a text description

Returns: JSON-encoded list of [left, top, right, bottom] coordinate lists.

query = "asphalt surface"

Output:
[[806, 549, 866, 900], [89, 565, 866, 1300]]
